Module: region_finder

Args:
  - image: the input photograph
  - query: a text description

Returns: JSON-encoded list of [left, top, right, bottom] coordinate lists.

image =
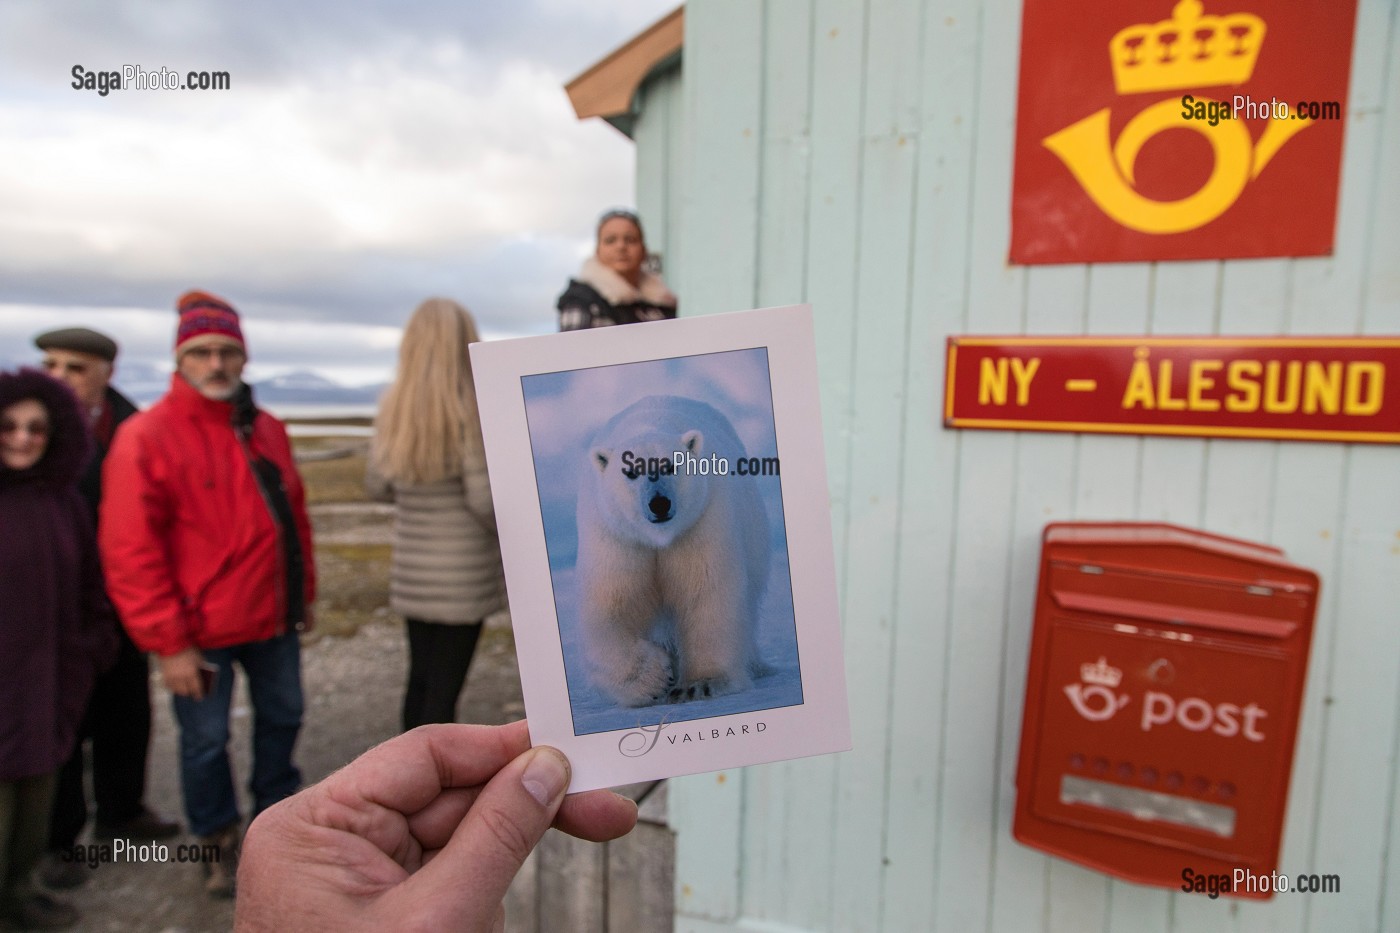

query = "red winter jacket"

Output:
[[100, 374, 316, 656]]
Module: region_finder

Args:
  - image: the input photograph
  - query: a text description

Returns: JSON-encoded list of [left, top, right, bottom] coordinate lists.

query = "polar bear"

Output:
[[577, 395, 771, 707]]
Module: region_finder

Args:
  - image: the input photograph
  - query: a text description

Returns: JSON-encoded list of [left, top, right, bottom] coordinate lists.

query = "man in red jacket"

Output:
[[101, 291, 315, 899]]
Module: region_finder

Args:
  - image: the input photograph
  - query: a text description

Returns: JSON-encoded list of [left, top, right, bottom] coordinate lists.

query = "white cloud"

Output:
[[1, 54, 637, 286], [0, 0, 676, 384]]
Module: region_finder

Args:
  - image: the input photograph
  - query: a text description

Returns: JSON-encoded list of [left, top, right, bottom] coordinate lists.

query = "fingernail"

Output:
[[521, 748, 569, 806]]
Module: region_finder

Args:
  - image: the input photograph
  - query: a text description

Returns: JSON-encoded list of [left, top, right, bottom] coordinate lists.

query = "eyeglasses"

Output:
[[0, 419, 49, 437]]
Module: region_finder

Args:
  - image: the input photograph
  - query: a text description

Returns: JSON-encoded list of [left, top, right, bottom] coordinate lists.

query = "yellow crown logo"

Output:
[[1110, 0, 1266, 95], [1080, 657, 1123, 688]]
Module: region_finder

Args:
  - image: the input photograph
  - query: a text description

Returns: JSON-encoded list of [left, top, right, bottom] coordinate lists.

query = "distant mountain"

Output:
[[2, 358, 383, 410], [0, 356, 171, 405], [251, 371, 387, 406], [111, 360, 171, 405], [259, 370, 341, 392], [117, 366, 385, 408]]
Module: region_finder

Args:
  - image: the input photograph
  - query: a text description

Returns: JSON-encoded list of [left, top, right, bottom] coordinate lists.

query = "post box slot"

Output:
[[1048, 561, 1306, 639], [1060, 775, 1237, 838]]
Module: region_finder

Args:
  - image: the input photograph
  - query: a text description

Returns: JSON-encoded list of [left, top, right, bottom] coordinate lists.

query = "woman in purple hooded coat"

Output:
[[0, 368, 116, 930]]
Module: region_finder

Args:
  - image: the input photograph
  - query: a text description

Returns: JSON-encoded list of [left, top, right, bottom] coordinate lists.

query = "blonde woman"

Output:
[[367, 299, 505, 730]]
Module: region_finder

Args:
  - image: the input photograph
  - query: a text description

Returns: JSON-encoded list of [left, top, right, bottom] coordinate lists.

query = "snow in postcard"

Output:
[[520, 348, 801, 736]]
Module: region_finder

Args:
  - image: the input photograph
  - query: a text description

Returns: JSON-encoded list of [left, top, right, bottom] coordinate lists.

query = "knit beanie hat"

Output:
[[175, 290, 246, 357]]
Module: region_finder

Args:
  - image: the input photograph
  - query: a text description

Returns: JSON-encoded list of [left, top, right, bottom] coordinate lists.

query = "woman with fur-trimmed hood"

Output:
[[0, 368, 116, 929], [557, 209, 678, 330]]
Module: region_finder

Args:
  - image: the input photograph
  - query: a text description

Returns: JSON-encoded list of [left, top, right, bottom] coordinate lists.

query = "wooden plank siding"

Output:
[[634, 63, 686, 290], [614, 0, 1400, 930], [671, 0, 765, 925], [505, 783, 675, 933]]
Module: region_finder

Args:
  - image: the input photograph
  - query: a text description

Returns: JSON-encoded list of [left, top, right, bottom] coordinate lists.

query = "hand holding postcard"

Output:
[[471, 304, 850, 791]]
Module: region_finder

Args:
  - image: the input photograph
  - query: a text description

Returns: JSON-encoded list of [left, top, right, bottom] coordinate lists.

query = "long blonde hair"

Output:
[[371, 298, 485, 484]]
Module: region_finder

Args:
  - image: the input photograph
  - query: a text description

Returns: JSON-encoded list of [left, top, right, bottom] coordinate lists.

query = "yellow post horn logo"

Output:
[[1043, 0, 1311, 235]]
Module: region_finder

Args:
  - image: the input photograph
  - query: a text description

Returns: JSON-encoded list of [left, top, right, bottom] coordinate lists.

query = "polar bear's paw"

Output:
[[667, 674, 743, 704], [607, 641, 674, 707]]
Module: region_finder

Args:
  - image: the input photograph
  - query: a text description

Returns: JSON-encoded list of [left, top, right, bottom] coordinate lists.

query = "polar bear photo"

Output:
[[520, 348, 802, 734], [577, 395, 771, 707]]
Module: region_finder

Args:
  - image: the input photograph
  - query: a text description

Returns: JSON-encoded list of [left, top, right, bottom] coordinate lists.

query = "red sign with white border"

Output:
[[944, 336, 1400, 443]]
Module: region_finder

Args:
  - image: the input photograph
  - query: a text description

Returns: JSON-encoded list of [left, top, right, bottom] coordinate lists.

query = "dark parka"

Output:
[[0, 369, 116, 781], [556, 257, 678, 330], [76, 384, 138, 519]]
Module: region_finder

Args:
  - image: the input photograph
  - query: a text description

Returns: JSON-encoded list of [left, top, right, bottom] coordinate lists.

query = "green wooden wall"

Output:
[[635, 62, 686, 294], [626, 1, 1400, 930]]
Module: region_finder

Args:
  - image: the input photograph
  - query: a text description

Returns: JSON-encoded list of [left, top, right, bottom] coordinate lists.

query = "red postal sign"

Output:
[[1010, 0, 1358, 264], [944, 337, 1400, 443]]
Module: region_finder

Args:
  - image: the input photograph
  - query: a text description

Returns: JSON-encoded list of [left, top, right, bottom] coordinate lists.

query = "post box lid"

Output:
[[1043, 522, 1319, 593]]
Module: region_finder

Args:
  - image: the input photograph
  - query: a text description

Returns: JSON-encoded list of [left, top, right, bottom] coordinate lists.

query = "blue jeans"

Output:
[[171, 630, 303, 838]]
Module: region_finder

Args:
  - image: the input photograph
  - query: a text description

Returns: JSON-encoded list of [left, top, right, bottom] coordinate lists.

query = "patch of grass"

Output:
[[479, 625, 515, 653], [295, 439, 371, 505], [284, 416, 373, 427], [320, 542, 392, 562], [297, 432, 394, 639], [311, 541, 392, 640], [293, 435, 367, 452]]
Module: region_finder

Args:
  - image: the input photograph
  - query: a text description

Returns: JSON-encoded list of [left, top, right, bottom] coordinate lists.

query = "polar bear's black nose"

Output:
[[648, 494, 673, 522]]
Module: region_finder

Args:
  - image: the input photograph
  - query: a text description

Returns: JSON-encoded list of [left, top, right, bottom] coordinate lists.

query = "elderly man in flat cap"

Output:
[[33, 327, 179, 889]]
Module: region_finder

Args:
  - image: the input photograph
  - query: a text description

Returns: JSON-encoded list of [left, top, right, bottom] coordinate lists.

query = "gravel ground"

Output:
[[36, 503, 524, 933]]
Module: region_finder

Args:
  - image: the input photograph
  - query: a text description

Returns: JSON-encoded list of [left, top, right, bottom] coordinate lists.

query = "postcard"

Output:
[[470, 304, 850, 792]]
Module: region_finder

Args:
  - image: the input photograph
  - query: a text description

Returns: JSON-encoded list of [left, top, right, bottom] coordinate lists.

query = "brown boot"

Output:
[[199, 823, 242, 899]]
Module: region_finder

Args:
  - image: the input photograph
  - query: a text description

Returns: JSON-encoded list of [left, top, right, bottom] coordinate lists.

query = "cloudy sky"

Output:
[[0, 0, 677, 386]]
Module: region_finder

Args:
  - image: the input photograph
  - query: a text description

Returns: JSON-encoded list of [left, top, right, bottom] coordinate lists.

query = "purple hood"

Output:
[[0, 367, 92, 490]]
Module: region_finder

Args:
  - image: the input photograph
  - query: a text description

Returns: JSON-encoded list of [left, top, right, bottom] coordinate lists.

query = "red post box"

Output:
[[1013, 522, 1319, 897]]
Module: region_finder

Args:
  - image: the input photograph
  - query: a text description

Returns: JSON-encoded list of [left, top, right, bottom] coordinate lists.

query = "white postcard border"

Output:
[[471, 304, 851, 791]]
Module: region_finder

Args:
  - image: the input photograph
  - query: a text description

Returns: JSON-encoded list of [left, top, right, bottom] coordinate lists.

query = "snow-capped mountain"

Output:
[[2, 358, 384, 410], [249, 370, 386, 406]]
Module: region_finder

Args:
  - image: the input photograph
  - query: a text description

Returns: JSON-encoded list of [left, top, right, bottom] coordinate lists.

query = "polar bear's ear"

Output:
[[682, 430, 703, 455], [590, 447, 612, 472]]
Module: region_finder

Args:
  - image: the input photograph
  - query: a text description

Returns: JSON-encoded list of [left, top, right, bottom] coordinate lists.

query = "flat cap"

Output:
[[34, 327, 119, 362]]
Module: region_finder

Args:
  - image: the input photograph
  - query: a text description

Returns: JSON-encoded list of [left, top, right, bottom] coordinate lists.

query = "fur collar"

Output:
[[576, 257, 677, 308]]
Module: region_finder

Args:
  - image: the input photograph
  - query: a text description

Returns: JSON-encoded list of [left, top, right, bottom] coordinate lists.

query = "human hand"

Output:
[[234, 720, 638, 932], [158, 646, 207, 699]]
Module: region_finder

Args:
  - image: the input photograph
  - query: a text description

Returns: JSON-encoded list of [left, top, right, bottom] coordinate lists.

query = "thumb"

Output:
[[422, 746, 571, 929]]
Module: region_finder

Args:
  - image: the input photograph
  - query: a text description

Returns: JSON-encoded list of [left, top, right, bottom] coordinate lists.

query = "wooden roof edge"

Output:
[[565, 5, 684, 123]]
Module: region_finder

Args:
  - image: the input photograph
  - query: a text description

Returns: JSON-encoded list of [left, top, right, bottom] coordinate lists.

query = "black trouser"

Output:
[[402, 619, 484, 732], [48, 630, 153, 849]]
